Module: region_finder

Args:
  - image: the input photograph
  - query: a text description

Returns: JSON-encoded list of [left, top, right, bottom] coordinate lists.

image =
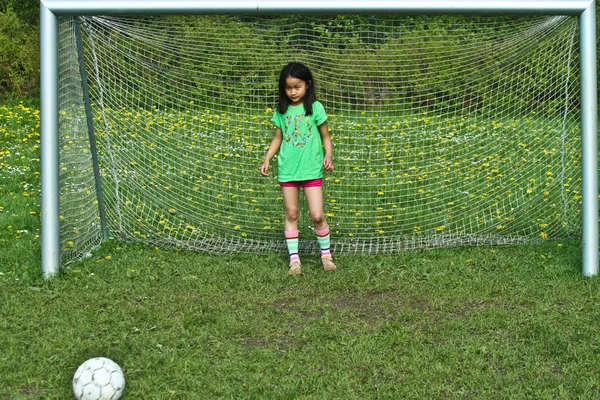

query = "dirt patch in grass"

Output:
[[240, 290, 539, 351]]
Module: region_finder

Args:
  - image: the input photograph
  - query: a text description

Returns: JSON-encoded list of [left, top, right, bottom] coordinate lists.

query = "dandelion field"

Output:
[[0, 101, 41, 278], [58, 102, 582, 265], [53, 13, 584, 263], [2, 100, 600, 398]]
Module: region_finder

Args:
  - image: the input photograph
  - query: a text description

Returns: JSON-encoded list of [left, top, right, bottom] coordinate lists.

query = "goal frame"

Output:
[[39, 0, 598, 278]]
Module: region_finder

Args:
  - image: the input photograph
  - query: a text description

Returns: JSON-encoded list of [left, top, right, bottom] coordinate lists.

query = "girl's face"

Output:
[[285, 76, 309, 106]]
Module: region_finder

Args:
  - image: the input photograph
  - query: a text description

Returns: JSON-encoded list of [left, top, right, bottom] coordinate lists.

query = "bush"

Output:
[[0, 0, 38, 25], [0, 9, 39, 99]]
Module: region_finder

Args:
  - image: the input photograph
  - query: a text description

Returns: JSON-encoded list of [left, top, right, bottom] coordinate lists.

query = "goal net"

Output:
[[56, 14, 581, 264]]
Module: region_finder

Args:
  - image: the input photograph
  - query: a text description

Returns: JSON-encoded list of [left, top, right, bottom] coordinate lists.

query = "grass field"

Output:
[[2, 101, 600, 398], [56, 101, 582, 263]]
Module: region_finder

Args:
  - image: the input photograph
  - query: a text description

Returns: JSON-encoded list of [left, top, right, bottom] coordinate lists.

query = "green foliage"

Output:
[[0, 8, 39, 99], [1, 5, 599, 102], [0, 0, 38, 25], [86, 15, 579, 116]]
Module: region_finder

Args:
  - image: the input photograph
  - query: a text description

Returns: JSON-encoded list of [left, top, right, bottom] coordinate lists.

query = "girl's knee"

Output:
[[285, 208, 300, 223], [310, 212, 325, 226]]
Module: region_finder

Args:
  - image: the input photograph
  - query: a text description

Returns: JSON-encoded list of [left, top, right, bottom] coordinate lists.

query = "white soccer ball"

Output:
[[73, 357, 125, 400]]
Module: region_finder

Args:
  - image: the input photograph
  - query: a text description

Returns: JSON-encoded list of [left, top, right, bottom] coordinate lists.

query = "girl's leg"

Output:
[[282, 186, 302, 274], [304, 186, 336, 271], [303, 185, 326, 230], [282, 186, 300, 232]]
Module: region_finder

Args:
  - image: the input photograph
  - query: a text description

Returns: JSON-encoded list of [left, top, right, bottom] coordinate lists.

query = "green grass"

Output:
[[0, 101, 41, 282], [56, 104, 582, 262], [2, 101, 600, 398], [2, 242, 600, 398]]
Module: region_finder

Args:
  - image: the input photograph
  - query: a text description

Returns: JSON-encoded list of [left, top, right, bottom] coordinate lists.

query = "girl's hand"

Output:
[[323, 155, 334, 172], [262, 128, 282, 177], [317, 123, 334, 172], [260, 160, 270, 176]]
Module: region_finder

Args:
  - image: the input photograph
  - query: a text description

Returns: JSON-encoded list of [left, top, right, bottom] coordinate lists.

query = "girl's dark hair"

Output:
[[277, 62, 317, 115]]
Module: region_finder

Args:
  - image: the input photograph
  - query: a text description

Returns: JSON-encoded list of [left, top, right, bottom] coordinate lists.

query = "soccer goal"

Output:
[[40, 0, 598, 277]]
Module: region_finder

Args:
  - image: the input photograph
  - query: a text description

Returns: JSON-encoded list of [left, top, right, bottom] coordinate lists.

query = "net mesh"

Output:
[[57, 15, 581, 263]]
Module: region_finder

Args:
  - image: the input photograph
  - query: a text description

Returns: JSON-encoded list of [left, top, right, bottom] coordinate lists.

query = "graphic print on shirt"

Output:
[[283, 113, 314, 148]]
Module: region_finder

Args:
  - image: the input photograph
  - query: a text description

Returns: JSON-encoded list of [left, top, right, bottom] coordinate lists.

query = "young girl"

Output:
[[260, 62, 336, 275]]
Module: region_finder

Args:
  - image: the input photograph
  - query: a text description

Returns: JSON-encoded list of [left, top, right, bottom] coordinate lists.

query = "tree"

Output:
[[0, 8, 39, 98], [0, 0, 38, 24]]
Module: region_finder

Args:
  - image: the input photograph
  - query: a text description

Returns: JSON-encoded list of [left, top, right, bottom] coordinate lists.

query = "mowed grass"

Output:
[[2, 242, 600, 398], [2, 101, 600, 398]]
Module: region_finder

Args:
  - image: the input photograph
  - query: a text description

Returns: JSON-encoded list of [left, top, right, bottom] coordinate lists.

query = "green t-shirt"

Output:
[[271, 101, 327, 182]]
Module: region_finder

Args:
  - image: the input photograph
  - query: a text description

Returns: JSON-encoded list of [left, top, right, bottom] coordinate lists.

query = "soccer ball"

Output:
[[73, 357, 125, 400]]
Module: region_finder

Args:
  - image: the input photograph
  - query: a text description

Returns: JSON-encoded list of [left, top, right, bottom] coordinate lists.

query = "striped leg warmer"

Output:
[[285, 230, 300, 264], [315, 225, 332, 259]]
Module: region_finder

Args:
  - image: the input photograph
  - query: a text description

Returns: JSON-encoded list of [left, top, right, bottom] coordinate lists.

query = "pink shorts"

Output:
[[280, 178, 323, 188]]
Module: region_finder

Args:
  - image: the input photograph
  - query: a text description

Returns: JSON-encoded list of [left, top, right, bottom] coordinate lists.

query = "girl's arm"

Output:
[[261, 128, 283, 176], [318, 122, 334, 172]]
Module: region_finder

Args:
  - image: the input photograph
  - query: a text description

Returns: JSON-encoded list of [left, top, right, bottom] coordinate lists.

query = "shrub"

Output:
[[0, 9, 39, 99]]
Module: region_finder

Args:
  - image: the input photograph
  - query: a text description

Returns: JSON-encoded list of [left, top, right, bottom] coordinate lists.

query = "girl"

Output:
[[261, 62, 336, 275]]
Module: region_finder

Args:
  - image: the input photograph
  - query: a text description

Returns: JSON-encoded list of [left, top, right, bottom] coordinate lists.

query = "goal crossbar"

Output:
[[39, 0, 598, 278], [41, 0, 593, 16]]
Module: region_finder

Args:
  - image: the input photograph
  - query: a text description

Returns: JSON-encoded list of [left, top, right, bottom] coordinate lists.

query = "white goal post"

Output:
[[39, 0, 597, 278]]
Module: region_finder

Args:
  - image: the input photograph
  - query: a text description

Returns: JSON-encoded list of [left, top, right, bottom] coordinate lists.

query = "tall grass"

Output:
[[58, 104, 581, 261], [0, 101, 41, 281]]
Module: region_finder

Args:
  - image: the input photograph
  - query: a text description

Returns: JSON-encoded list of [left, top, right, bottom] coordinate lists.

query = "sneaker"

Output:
[[289, 260, 302, 275], [322, 257, 337, 271]]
